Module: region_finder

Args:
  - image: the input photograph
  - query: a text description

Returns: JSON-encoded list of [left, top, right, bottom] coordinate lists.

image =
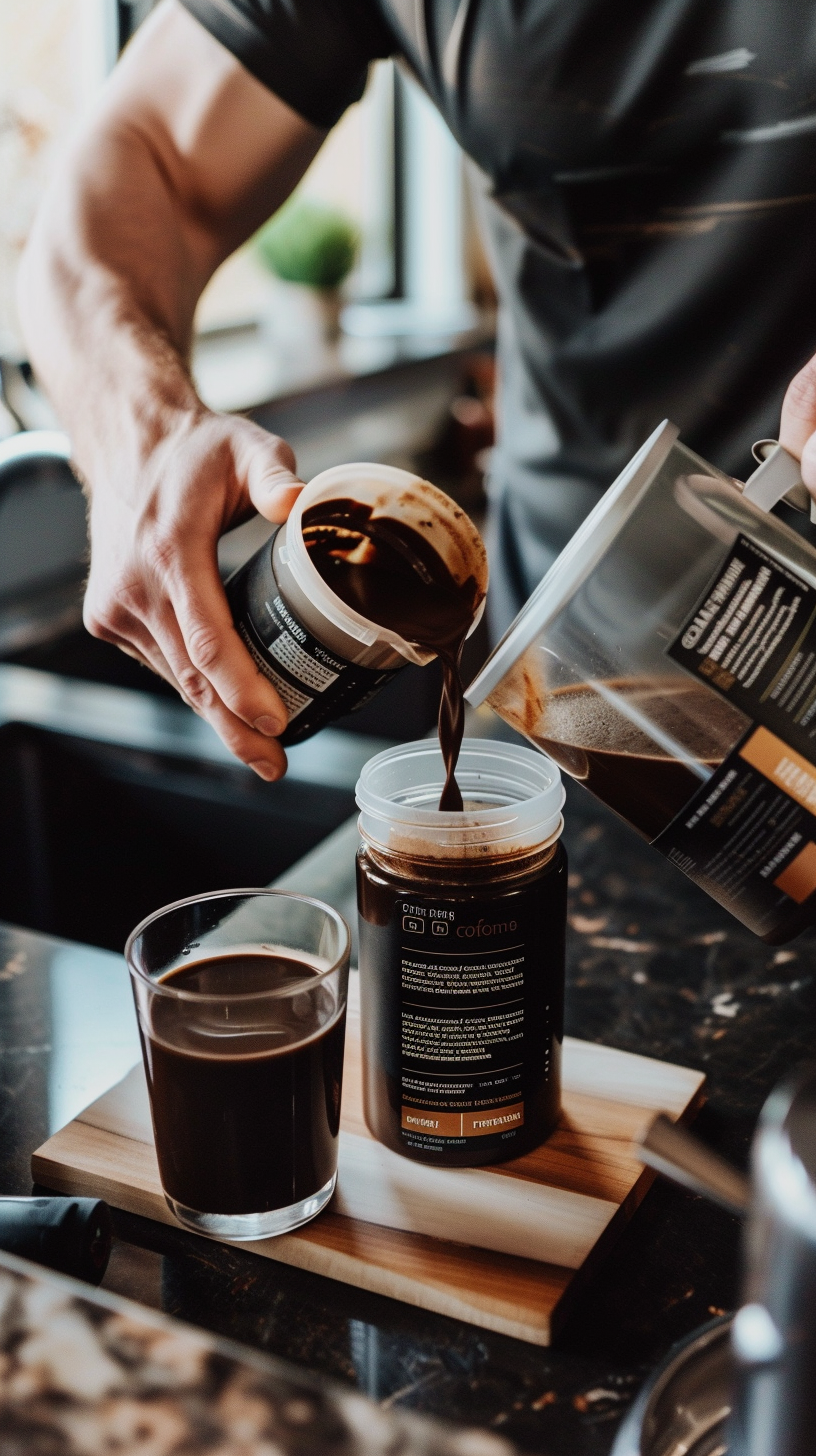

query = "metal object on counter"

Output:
[[611, 1317, 732, 1456], [626, 1065, 816, 1455], [638, 1115, 750, 1218], [727, 1063, 816, 1456], [0, 430, 87, 654], [614, 1118, 741, 1452]]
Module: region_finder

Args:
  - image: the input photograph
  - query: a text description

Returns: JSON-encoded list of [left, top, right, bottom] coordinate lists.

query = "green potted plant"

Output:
[[254, 197, 360, 339]]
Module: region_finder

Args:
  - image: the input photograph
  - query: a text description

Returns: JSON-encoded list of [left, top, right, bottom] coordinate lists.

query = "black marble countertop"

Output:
[[0, 1248, 514, 1456], [2, 706, 815, 1453]]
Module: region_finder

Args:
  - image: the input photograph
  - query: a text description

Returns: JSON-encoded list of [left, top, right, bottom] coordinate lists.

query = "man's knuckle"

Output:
[[177, 666, 214, 709], [142, 530, 178, 581], [186, 622, 222, 673], [83, 603, 116, 641], [268, 435, 297, 475], [83, 594, 126, 641], [227, 689, 263, 724], [111, 576, 147, 618]]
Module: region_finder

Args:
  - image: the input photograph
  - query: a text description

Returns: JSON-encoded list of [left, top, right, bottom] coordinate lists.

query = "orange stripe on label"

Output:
[[401, 1102, 525, 1139], [774, 842, 816, 904], [738, 727, 816, 812]]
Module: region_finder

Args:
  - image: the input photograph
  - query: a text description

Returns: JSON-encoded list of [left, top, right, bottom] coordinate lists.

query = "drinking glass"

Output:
[[126, 890, 350, 1240]]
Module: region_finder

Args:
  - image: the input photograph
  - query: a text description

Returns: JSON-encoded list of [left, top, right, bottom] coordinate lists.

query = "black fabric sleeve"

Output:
[[179, 0, 395, 129]]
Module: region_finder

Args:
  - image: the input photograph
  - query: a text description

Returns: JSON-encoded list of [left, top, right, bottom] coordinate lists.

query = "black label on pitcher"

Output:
[[357, 861, 566, 1161], [653, 725, 816, 940], [668, 534, 816, 759], [226, 538, 402, 746]]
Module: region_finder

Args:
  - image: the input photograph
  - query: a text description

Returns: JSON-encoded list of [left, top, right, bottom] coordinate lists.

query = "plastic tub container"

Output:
[[226, 463, 487, 744]]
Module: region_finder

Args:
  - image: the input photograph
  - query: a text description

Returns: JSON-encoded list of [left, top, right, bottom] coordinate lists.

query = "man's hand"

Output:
[[781, 354, 816, 494], [83, 409, 303, 778], [18, 0, 326, 779]]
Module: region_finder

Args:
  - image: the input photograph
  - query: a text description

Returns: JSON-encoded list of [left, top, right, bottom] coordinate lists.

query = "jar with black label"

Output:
[[355, 739, 567, 1167], [226, 462, 487, 746]]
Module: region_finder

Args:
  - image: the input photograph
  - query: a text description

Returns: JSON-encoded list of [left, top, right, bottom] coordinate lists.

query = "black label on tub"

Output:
[[226, 537, 402, 746], [360, 880, 564, 1154], [668, 534, 816, 760], [653, 726, 816, 939]]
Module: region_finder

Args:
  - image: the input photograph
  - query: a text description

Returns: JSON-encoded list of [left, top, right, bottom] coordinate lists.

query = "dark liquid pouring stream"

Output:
[[435, 642, 467, 811], [301, 499, 481, 811]]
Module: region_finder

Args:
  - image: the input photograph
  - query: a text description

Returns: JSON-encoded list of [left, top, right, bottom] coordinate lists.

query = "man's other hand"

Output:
[[781, 354, 816, 497]]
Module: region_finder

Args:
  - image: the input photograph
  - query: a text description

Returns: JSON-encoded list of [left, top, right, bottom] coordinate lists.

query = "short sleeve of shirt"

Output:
[[179, 0, 395, 128]]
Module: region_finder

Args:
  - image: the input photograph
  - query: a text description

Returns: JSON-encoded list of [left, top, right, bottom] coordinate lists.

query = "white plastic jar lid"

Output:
[[356, 738, 565, 858]]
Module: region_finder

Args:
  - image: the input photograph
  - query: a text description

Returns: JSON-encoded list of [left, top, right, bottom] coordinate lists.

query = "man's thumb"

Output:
[[241, 428, 304, 522]]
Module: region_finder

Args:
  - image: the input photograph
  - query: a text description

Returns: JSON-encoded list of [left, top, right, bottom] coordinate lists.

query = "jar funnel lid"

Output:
[[356, 738, 564, 855]]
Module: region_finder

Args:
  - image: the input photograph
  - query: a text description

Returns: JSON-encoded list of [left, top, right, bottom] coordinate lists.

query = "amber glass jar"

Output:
[[355, 739, 567, 1167]]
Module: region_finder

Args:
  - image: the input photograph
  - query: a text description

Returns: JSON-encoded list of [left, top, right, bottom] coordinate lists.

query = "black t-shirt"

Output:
[[182, 0, 816, 622]]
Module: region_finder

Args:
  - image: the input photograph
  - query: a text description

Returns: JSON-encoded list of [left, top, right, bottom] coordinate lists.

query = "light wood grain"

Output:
[[32, 1118, 573, 1344], [32, 994, 705, 1346]]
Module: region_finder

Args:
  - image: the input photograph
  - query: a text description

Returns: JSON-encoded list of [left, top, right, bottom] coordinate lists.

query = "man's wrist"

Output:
[[70, 310, 207, 497]]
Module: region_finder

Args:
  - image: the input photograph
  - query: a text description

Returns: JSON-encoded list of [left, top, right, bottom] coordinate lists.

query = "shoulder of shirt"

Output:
[[179, 0, 397, 129]]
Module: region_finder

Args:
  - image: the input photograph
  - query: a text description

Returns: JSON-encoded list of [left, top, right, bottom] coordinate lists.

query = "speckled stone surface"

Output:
[[0, 1251, 513, 1456], [3, 774, 816, 1454]]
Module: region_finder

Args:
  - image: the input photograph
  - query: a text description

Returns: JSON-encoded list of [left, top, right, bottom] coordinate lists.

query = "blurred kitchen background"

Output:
[[0, 0, 501, 955], [0, 0, 497, 738]]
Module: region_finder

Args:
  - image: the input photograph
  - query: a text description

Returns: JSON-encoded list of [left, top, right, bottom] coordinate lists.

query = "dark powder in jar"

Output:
[[302, 498, 481, 810]]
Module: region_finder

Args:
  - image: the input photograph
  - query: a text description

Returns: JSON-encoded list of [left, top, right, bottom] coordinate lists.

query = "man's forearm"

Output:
[[18, 0, 323, 486], [19, 116, 215, 488]]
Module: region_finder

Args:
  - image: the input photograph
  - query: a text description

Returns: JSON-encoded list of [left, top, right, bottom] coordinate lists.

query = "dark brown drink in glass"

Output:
[[142, 952, 346, 1218], [127, 890, 350, 1240]]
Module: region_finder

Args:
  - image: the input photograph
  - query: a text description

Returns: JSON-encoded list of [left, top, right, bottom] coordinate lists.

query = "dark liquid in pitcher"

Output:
[[302, 499, 481, 810], [534, 679, 748, 840], [143, 953, 346, 1215]]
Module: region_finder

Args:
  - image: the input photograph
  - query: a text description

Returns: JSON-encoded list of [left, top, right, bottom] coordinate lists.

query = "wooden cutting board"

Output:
[[33, 975, 704, 1345]]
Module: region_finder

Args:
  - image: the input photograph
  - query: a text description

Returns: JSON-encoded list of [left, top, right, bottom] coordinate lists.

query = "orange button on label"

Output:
[[401, 1108, 462, 1137]]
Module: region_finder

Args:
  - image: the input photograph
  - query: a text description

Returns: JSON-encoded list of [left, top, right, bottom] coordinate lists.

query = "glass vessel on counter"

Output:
[[127, 889, 350, 1239], [467, 421, 816, 943]]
